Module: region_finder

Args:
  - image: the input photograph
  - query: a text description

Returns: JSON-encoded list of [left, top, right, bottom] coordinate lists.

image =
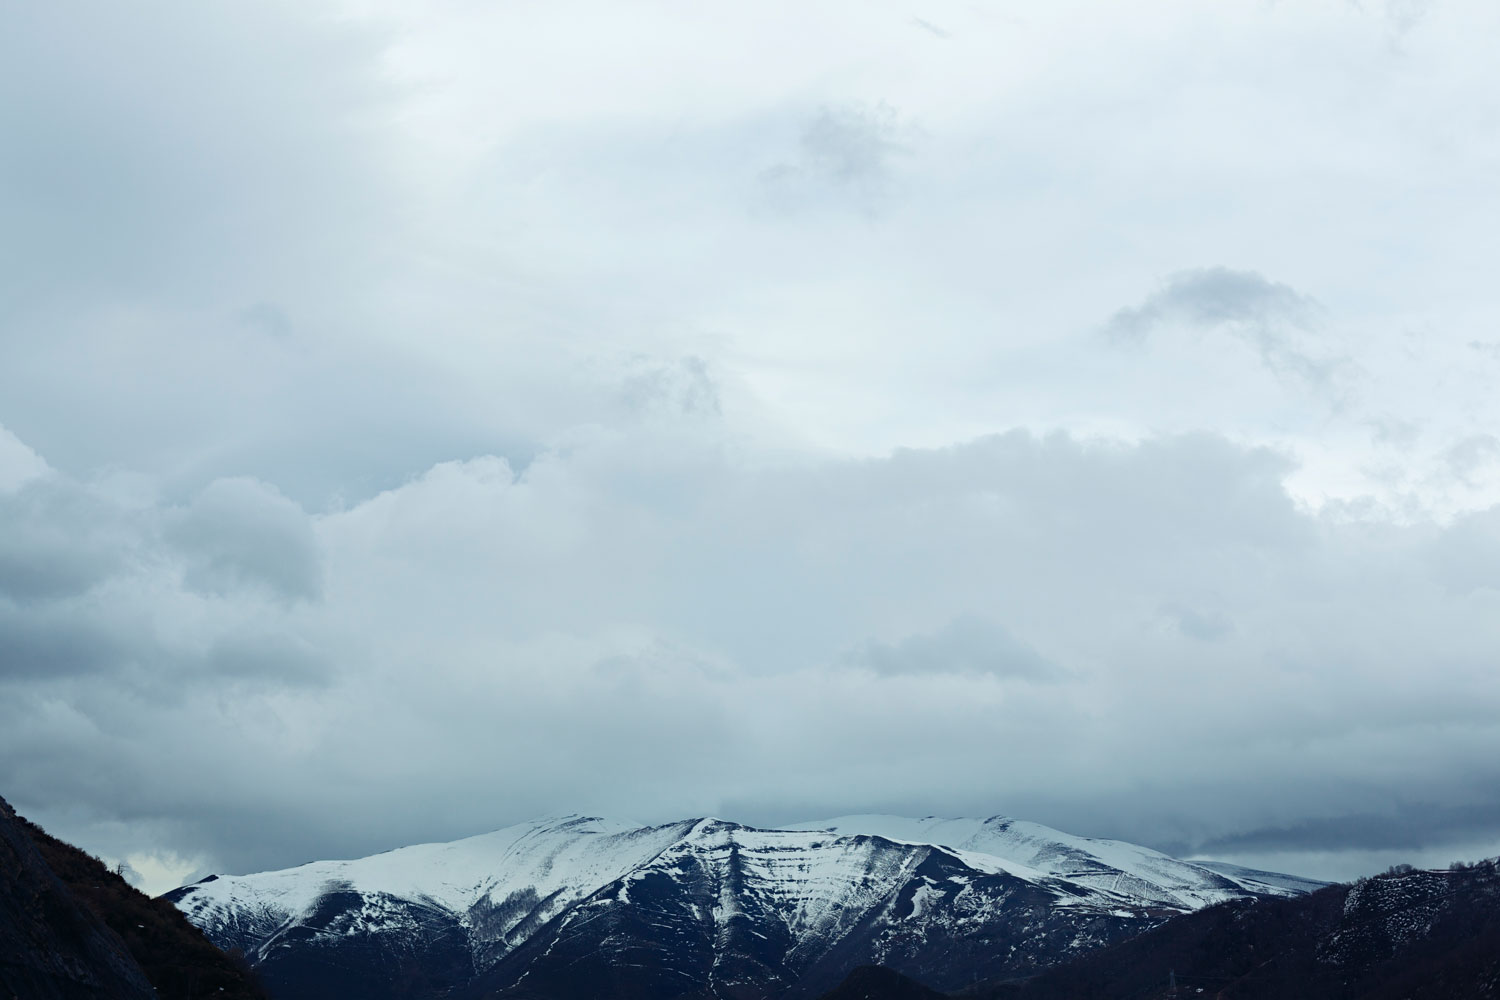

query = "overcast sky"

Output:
[[4, 0, 1500, 894]]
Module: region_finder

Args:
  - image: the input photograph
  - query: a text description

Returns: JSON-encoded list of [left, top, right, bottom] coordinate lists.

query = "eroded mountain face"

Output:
[[168, 814, 1321, 1000]]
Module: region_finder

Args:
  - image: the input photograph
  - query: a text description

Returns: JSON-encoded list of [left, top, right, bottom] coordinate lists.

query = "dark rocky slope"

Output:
[[980, 859, 1500, 1000], [825, 857, 1500, 1000], [1, 794, 155, 1000], [2, 794, 268, 1000]]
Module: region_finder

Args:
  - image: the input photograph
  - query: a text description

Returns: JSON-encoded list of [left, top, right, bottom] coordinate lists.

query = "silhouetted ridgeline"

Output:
[[822, 859, 1500, 1000], [1, 794, 267, 1000]]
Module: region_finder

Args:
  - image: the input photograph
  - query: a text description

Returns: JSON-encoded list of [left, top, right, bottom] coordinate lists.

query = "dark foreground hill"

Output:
[[1, 794, 267, 1000], [823, 857, 1500, 1000]]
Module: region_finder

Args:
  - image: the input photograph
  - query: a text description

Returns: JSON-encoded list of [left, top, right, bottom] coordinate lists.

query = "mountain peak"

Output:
[[169, 813, 1324, 1000]]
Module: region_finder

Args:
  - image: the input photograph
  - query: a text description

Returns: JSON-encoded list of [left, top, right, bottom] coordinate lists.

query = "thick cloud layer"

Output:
[[4, 425, 1499, 886], [3, 0, 1500, 890]]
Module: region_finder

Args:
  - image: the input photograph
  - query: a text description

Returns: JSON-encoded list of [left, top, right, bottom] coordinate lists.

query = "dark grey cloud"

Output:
[[1107, 268, 1341, 387], [1198, 798, 1500, 854], [0, 479, 127, 604], [0, 552, 105, 606], [0, 468, 329, 698], [0, 605, 138, 680], [166, 478, 321, 603]]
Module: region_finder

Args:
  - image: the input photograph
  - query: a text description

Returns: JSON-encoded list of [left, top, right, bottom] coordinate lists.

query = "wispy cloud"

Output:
[[1107, 268, 1343, 389]]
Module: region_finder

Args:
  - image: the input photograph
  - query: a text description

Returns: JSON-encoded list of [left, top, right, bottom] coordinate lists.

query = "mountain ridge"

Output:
[[169, 812, 1323, 1000]]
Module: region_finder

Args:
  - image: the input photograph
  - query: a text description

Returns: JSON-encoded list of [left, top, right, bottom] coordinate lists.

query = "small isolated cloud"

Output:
[[759, 102, 912, 215], [1444, 434, 1500, 487], [616, 355, 721, 419], [1107, 267, 1339, 387], [1368, 417, 1421, 450], [800, 105, 906, 184], [854, 614, 1059, 679], [166, 478, 322, 603]]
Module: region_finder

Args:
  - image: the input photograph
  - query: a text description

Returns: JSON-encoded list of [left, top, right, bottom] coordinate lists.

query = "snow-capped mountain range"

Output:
[[167, 814, 1324, 1000]]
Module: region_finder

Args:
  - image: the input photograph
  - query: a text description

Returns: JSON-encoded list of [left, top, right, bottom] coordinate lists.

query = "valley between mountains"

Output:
[[166, 814, 1323, 1000]]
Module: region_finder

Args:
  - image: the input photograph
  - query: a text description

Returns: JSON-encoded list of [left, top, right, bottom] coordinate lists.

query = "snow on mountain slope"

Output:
[[457, 818, 1160, 1000], [168, 813, 1324, 1000], [1190, 860, 1330, 896], [785, 815, 1323, 909], [618, 820, 935, 950], [170, 815, 695, 959], [475, 819, 952, 997]]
